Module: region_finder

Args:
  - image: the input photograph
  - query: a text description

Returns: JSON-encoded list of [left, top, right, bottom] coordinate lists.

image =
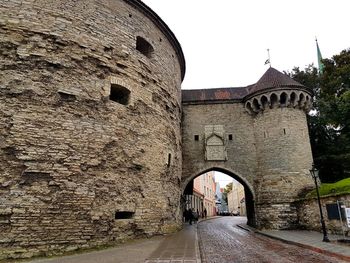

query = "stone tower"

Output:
[[244, 67, 315, 229], [0, 0, 184, 259]]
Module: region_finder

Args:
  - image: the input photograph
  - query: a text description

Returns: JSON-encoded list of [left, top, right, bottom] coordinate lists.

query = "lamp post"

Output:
[[309, 164, 330, 242]]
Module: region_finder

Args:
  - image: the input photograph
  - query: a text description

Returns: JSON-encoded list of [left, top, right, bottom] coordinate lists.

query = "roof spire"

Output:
[[315, 38, 324, 74]]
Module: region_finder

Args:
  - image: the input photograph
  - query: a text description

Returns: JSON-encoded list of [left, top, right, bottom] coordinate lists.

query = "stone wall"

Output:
[[182, 103, 257, 188], [181, 102, 257, 225], [295, 194, 350, 236], [253, 107, 314, 229], [0, 0, 184, 259], [182, 91, 315, 229]]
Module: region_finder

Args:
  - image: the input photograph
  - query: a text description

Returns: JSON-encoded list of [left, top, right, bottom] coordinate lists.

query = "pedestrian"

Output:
[[204, 208, 207, 218], [184, 208, 189, 222], [188, 208, 194, 225]]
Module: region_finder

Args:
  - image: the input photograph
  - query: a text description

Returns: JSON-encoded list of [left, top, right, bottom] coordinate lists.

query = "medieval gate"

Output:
[[181, 68, 315, 229]]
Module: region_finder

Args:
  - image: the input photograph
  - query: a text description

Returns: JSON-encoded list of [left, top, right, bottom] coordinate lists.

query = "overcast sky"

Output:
[[143, 0, 350, 90], [141, 1, 350, 187]]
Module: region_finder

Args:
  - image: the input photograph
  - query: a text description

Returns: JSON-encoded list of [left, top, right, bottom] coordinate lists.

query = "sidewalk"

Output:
[[145, 224, 201, 263], [23, 236, 165, 263], [238, 224, 350, 262], [21, 223, 200, 263]]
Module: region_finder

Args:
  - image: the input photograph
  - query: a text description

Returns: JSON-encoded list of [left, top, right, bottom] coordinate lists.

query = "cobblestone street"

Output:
[[198, 217, 347, 263]]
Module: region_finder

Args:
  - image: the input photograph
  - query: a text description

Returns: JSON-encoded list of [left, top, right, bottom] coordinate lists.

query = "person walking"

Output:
[[188, 208, 194, 225]]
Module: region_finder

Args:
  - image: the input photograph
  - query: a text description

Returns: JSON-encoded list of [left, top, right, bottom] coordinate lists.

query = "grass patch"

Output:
[[306, 178, 350, 198]]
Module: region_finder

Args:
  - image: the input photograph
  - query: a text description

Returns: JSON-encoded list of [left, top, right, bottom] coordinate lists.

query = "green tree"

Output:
[[222, 182, 233, 203], [288, 49, 350, 183]]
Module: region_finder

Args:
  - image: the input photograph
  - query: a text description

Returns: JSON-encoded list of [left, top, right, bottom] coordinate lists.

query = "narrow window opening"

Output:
[[194, 135, 199, 141], [283, 128, 286, 135], [228, 134, 233, 140], [167, 153, 171, 167], [110, 84, 130, 105], [115, 211, 134, 220], [136, 36, 154, 58], [58, 91, 76, 102]]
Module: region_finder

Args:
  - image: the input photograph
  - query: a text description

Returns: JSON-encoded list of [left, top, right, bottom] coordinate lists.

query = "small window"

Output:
[[167, 153, 171, 167], [110, 84, 130, 105], [228, 134, 233, 141], [115, 211, 134, 220], [194, 135, 199, 141], [283, 128, 286, 135], [136, 36, 154, 58], [58, 91, 76, 102]]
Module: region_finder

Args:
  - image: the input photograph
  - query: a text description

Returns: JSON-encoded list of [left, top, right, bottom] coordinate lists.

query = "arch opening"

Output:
[[270, 93, 278, 108], [182, 168, 256, 227], [260, 95, 269, 110], [280, 92, 288, 106], [290, 92, 297, 107]]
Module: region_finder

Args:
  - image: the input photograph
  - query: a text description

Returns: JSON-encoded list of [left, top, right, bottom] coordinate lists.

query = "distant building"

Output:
[[185, 171, 217, 217], [227, 182, 246, 216], [215, 182, 222, 213]]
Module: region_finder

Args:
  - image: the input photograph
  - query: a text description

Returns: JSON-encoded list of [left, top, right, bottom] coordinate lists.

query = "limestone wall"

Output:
[[295, 194, 350, 236], [253, 108, 314, 229], [0, 0, 183, 259], [182, 103, 257, 191]]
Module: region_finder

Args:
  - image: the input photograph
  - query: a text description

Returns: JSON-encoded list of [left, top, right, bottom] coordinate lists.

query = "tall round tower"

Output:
[[244, 67, 314, 229], [0, 0, 184, 259]]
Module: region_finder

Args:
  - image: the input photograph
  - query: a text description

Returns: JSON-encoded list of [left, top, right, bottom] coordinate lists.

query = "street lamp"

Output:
[[309, 164, 330, 242]]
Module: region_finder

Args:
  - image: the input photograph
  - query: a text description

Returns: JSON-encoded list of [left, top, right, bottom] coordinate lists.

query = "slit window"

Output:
[[194, 135, 199, 141], [167, 153, 171, 167], [58, 91, 76, 102], [228, 134, 233, 141], [136, 36, 154, 58], [115, 211, 134, 220], [110, 84, 130, 105]]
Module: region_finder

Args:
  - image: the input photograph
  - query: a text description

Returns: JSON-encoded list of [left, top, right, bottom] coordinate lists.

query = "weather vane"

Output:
[[265, 49, 271, 67]]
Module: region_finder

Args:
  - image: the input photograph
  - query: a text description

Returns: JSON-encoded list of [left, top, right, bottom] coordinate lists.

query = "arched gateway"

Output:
[[0, 0, 316, 259], [182, 167, 256, 226], [181, 67, 315, 229]]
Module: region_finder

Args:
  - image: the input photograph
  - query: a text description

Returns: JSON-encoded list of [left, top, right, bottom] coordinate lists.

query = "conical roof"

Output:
[[248, 67, 306, 95]]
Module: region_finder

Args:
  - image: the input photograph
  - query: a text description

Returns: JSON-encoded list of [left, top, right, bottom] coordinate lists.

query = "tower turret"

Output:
[[244, 67, 314, 229]]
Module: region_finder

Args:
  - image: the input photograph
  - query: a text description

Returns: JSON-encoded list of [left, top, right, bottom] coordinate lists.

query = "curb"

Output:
[[196, 216, 222, 263], [237, 224, 350, 262]]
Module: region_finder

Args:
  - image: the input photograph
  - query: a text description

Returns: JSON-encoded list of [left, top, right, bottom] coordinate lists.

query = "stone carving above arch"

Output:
[[244, 90, 312, 115], [204, 125, 227, 161]]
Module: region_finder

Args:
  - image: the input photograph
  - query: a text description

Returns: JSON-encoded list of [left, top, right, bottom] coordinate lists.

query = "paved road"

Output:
[[198, 217, 347, 263]]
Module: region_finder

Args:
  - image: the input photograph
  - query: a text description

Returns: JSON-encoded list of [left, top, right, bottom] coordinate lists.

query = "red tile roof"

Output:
[[181, 67, 310, 103]]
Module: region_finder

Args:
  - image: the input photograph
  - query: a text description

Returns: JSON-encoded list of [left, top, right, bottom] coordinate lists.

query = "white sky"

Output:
[[214, 172, 237, 188], [142, 0, 350, 89]]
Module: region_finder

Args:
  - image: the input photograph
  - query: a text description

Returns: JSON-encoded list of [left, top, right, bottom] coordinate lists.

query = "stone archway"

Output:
[[182, 167, 256, 227], [181, 69, 315, 229]]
